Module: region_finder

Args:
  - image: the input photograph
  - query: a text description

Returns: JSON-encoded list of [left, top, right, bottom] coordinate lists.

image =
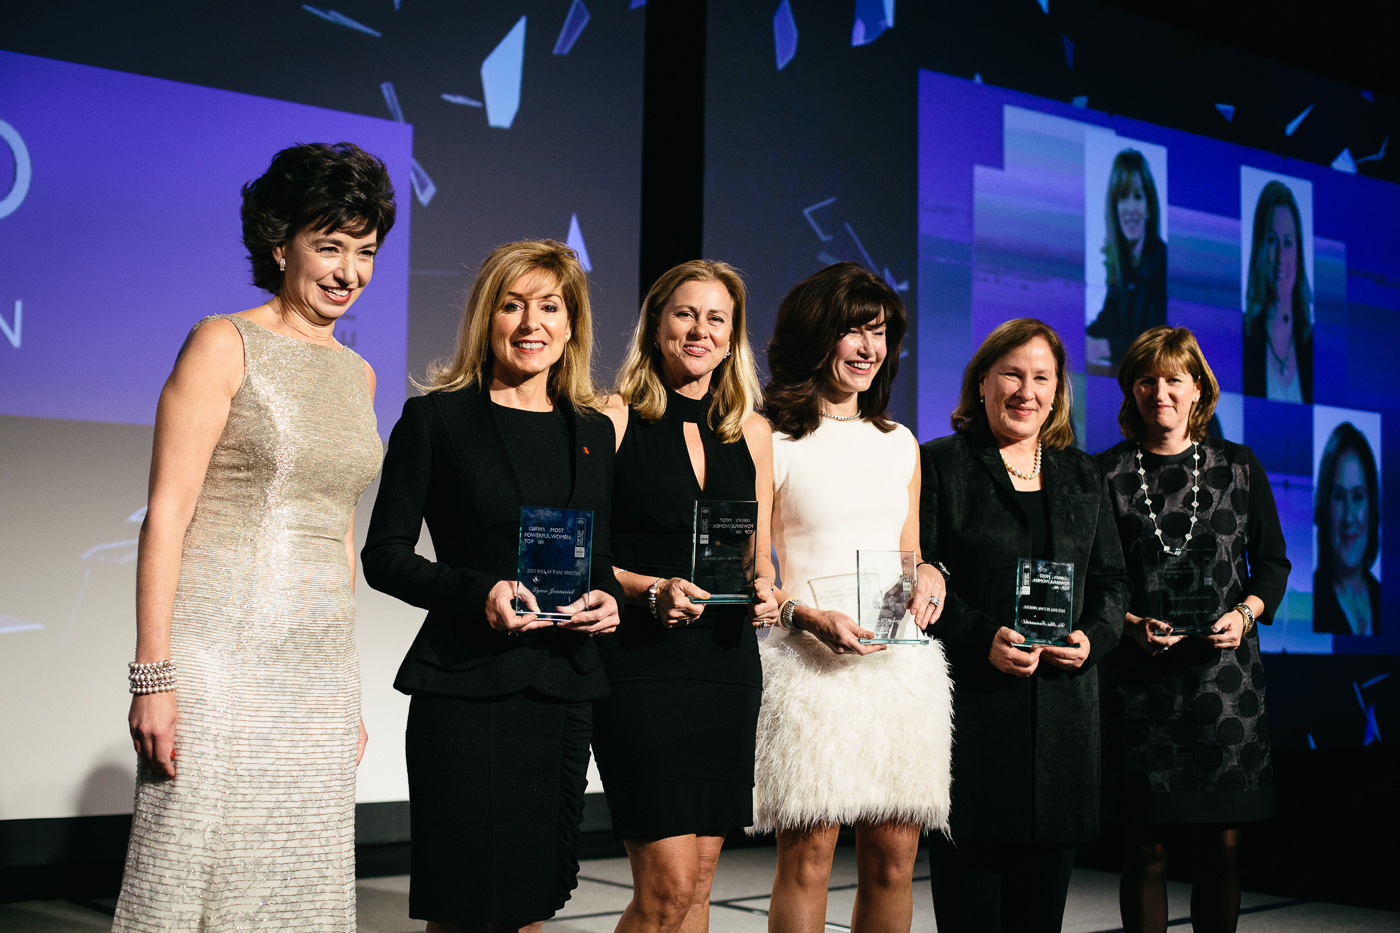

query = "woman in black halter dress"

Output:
[[595, 260, 777, 933]]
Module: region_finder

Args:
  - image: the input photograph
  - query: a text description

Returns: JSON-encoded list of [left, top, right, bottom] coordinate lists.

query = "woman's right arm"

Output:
[[130, 319, 245, 779]]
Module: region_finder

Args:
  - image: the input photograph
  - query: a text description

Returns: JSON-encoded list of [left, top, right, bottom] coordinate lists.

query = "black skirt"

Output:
[[405, 690, 591, 924], [591, 666, 761, 839]]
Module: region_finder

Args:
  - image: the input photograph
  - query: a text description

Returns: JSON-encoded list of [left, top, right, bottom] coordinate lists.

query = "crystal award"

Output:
[[856, 550, 929, 645], [1149, 548, 1219, 636], [1013, 558, 1075, 646], [515, 506, 593, 622], [690, 500, 760, 604]]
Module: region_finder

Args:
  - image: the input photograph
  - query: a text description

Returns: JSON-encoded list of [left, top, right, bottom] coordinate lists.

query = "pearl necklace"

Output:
[[1136, 443, 1200, 556], [820, 410, 861, 421], [1000, 442, 1042, 480]]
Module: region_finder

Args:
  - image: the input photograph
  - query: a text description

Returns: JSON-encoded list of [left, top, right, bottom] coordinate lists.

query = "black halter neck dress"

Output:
[[590, 390, 763, 839]]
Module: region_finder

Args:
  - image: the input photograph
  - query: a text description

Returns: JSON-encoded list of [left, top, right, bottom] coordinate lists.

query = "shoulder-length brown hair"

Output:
[[950, 318, 1074, 450], [420, 239, 600, 410], [761, 262, 907, 440], [615, 260, 761, 443], [1103, 149, 1162, 287], [1116, 326, 1220, 442], [1244, 180, 1312, 344]]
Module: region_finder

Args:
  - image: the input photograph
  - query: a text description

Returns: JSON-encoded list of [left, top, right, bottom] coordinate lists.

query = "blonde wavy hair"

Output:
[[420, 239, 601, 410], [615, 260, 760, 443]]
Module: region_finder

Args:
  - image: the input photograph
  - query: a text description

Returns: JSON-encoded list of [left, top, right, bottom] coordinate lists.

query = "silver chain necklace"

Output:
[[1000, 442, 1043, 480], [1136, 443, 1200, 556], [820, 410, 861, 421]]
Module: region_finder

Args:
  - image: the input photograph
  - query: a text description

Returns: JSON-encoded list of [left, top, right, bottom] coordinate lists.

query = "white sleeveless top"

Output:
[[771, 417, 917, 603]]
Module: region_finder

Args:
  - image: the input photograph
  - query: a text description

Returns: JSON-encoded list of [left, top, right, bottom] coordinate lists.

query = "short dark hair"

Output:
[[240, 142, 397, 294], [950, 318, 1074, 449], [761, 262, 907, 440], [1315, 422, 1380, 578]]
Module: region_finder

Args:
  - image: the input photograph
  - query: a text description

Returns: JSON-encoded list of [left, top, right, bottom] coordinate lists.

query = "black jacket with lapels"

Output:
[[920, 430, 1129, 845], [362, 384, 621, 702]]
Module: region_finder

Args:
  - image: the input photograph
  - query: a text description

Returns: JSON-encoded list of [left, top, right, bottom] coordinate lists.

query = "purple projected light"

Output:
[[0, 51, 412, 437]]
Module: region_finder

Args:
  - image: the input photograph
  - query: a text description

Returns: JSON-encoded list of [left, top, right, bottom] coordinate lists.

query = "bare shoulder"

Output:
[[177, 317, 244, 377], [741, 410, 773, 449], [599, 393, 630, 445]]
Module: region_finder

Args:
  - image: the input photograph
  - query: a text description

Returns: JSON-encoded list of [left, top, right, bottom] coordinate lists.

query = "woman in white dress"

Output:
[[754, 262, 954, 933]]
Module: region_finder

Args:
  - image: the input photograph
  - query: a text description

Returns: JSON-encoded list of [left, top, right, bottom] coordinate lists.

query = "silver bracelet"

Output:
[[129, 659, 177, 695], [647, 578, 663, 619], [780, 598, 807, 631]]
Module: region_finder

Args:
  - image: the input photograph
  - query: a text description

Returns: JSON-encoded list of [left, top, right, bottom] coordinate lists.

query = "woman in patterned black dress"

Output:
[[1095, 327, 1291, 933]]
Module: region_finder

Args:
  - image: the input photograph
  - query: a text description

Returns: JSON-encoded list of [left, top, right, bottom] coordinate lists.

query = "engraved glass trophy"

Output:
[[1013, 558, 1075, 646], [806, 550, 929, 645], [515, 507, 593, 622], [690, 500, 760, 604], [1149, 548, 1219, 636]]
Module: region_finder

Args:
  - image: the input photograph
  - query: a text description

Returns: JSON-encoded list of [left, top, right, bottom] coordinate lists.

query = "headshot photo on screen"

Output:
[[1085, 138, 1168, 377], [1313, 411, 1382, 636], [1241, 167, 1315, 404]]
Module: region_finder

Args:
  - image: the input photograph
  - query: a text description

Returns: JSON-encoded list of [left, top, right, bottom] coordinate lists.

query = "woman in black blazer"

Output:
[[362, 240, 621, 933], [920, 318, 1129, 933]]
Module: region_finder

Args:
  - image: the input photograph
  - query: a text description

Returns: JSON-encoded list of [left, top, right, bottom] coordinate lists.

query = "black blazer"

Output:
[[362, 384, 621, 701], [1313, 569, 1381, 636], [920, 431, 1129, 845], [1243, 319, 1313, 404]]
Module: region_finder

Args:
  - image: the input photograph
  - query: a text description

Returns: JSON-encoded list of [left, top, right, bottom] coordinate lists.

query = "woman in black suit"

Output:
[[920, 318, 1129, 933], [362, 239, 622, 933]]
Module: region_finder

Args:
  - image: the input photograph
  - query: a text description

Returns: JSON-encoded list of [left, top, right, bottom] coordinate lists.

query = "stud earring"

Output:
[[724, 350, 731, 360], [279, 258, 286, 271]]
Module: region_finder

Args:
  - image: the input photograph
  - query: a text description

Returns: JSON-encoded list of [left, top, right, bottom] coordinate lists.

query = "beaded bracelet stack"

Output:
[[128, 660, 177, 695]]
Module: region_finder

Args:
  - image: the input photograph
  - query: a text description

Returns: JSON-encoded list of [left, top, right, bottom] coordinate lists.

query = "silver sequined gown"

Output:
[[113, 315, 383, 932]]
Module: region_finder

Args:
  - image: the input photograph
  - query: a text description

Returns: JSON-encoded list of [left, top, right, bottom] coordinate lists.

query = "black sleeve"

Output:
[[1076, 466, 1129, 671], [1244, 449, 1292, 623], [361, 399, 497, 618], [919, 444, 1002, 674], [588, 420, 624, 607]]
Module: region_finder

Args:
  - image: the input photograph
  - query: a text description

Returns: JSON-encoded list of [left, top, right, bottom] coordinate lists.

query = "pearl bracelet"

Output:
[[129, 659, 177, 695]]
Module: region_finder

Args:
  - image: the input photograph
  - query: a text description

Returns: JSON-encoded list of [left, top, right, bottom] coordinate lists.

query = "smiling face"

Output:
[[654, 278, 734, 390], [489, 270, 572, 384], [1330, 449, 1370, 573], [1133, 369, 1201, 441], [273, 225, 378, 322], [825, 313, 887, 400], [980, 336, 1058, 447], [1116, 171, 1148, 247]]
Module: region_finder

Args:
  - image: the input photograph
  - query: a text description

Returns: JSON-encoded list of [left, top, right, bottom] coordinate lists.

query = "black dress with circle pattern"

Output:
[[590, 390, 763, 839], [1095, 437, 1291, 824]]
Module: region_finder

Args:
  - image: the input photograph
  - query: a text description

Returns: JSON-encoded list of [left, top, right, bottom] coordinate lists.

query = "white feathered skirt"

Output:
[[751, 629, 954, 833]]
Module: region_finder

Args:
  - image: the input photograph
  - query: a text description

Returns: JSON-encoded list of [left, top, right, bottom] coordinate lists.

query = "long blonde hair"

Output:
[[420, 239, 601, 410], [616, 260, 760, 442]]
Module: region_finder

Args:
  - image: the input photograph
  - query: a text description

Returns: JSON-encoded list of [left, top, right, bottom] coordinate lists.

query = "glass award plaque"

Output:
[[856, 550, 929, 645], [690, 500, 760, 604], [1150, 548, 1219, 636], [1013, 558, 1074, 646], [515, 506, 593, 622]]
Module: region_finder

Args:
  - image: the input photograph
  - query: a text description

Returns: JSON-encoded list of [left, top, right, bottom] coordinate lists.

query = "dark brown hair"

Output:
[[950, 318, 1074, 450], [1116, 326, 1220, 442], [1315, 422, 1380, 579], [1102, 149, 1162, 287], [1244, 180, 1312, 344], [761, 262, 907, 440], [240, 142, 397, 294]]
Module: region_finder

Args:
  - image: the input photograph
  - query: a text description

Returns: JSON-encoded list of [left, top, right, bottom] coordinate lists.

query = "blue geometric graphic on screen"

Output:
[[483, 16, 527, 129], [1353, 680, 1384, 745], [851, 0, 894, 47], [1356, 136, 1388, 164], [82, 538, 139, 564], [1061, 34, 1073, 70], [554, 0, 590, 55], [802, 196, 837, 241], [1307, 733, 1317, 749], [1215, 103, 1235, 122], [818, 250, 840, 265], [0, 612, 42, 635], [1332, 149, 1358, 174], [973, 72, 983, 84], [394, 0, 401, 9], [774, 0, 798, 71], [410, 159, 436, 206], [128, 507, 147, 523], [381, 81, 406, 122], [1072, 95, 1088, 109], [1363, 673, 1391, 688], [1036, 0, 1049, 13], [301, 6, 382, 37], [0, 119, 32, 219], [1361, 89, 1374, 102], [631, 0, 646, 7], [844, 222, 876, 270], [567, 213, 593, 272], [883, 266, 909, 293], [1285, 104, 1313, 137], [441, 94, 484, 108], [0, 301, 20, 350]]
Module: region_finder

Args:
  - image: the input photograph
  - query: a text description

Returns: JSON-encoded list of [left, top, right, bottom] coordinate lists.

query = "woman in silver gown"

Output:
[[113, 142, 396, 932]]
